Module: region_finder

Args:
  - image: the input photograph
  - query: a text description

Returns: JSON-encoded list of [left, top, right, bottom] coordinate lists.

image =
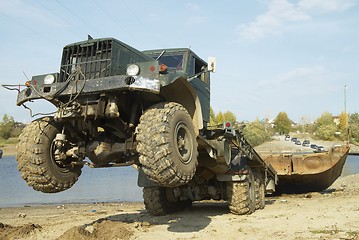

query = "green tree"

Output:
[[11, 122, 26, 138], [338, 111, 349, 139], [0, 114, 15, 139], [315, 112, 334, 129], [222, 111, 236, 123], [215, 111, 224, 125], [315, 124, 337, 141], [242, 119, 272, 147], [349, 113, 359, 143], [303, 123, 315, 134], [209, 107, 216, 125], [273, 112, 291, 135], [210, 109, 237, 125], [297, 116, 314, 133], [314, 112, 336, 140]]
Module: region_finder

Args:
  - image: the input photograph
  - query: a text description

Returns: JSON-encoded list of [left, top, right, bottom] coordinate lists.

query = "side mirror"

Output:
[[208, 57, 216, 73]]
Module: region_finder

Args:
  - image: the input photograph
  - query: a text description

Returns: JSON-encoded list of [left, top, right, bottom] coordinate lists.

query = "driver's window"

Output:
[[194, 57, 209, 84]]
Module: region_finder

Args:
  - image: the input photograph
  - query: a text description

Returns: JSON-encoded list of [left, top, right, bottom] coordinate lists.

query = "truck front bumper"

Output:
[[16, 75, 161, 106]]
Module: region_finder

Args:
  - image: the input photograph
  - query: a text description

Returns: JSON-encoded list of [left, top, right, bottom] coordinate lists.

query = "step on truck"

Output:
[[3, 37, 277, 215]]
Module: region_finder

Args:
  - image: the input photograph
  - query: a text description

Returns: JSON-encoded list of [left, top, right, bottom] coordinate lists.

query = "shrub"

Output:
[[242, 120, 272, 147], [315, 124, 337, 141]]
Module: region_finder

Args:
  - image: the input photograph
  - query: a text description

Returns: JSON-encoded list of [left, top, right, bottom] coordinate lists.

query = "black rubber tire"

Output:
[[254, 170, 266, 210], [226, 170, 256, 215], [16, 117, 82, 193], [143, 186, 191, 216], [136, 102, 198, 187]]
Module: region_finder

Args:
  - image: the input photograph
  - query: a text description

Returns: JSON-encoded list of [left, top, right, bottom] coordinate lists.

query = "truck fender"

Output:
[[160, 78, 203, 135]]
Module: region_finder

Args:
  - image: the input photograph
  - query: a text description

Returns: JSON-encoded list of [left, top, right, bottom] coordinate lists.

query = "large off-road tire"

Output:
[[226, 170, 256, 215], [143, 186, 191, 216], [254, 170, 266, 210], [16, 117, 82, 193], [136, 102, 198, 187]]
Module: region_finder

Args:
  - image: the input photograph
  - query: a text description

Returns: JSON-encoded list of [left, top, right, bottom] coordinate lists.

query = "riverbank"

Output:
[[255, 135, 359, 154], [1, 173, 358, 240], [2, 134, 358, 158], [0, 144, 16, 157]]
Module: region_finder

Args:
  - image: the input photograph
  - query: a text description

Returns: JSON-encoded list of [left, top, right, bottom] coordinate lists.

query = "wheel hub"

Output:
[[175, 122, 193, 164]]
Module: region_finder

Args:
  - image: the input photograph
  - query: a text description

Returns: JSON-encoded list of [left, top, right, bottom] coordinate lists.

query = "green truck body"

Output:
[[7, 37, 276, 216]]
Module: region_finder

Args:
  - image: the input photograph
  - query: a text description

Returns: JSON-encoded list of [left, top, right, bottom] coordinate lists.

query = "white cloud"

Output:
[[236, 0, 357, 40]]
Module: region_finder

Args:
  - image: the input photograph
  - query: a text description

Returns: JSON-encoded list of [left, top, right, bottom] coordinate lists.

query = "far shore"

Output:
[[1, 136, 358, 158], [0, 144, 16, 157], [255, 135, 359, 154]]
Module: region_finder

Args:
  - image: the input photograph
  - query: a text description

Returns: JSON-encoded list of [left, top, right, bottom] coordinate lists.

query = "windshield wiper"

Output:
[[156, 50, 166, 60]]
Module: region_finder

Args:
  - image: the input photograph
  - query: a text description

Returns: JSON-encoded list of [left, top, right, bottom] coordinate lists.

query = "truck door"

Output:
[[188, 54, 210, 125]]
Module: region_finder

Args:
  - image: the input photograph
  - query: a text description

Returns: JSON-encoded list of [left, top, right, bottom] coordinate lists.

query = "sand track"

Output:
[[1, 173, 358, 240]]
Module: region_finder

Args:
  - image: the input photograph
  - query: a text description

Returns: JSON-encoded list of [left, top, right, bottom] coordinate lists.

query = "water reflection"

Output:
[[342, 155, 359, 176]]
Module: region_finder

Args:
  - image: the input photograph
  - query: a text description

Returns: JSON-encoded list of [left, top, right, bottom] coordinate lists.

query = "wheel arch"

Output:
[[160, 78, 203, 135]]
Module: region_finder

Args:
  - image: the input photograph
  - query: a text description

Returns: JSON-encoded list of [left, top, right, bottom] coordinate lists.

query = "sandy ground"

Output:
[[0, 174, 358, 240], [1, 137, 358, 240]]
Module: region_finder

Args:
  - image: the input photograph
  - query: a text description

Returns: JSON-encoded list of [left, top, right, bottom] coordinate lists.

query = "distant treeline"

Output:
[[0, 114, 25, 140], [210, 109, 359, 146], [1, 109, 358, 146]]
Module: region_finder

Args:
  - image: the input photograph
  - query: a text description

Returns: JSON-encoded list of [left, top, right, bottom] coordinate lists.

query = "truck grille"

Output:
[[59, 39, 113, 82]]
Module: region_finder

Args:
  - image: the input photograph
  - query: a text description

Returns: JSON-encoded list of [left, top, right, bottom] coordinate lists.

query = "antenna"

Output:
[[344, 85, 347, 117], [344, 85, 350, 144], [22, 71, 30, 81]]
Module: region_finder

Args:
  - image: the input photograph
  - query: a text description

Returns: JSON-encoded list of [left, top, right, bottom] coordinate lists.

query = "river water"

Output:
[[0, 155, 358, 208], [0, 156, 142, 207]]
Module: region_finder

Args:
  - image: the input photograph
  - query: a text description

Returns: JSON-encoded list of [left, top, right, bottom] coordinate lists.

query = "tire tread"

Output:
[[16, 117, 81, 193], [136, 102, 198, 187]]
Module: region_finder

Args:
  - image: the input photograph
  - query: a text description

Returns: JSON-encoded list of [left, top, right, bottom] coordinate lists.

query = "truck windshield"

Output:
[[150, 54, 184, 70]]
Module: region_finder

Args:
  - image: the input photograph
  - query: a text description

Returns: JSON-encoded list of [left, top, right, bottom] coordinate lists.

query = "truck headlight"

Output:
[[44, 74, 55, 84], [126, 64, 140, 76]]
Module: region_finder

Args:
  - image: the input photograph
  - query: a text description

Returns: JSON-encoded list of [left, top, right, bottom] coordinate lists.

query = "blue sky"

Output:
[[0, 0, 358, 123]]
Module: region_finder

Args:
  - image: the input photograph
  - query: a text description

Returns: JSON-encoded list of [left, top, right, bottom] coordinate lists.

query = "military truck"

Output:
[[6, 37, 277, 215]]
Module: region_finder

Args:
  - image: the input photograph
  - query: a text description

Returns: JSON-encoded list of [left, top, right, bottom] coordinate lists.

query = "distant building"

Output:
[[332, 115, 340, 126], [266, 118, 297, 128]]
